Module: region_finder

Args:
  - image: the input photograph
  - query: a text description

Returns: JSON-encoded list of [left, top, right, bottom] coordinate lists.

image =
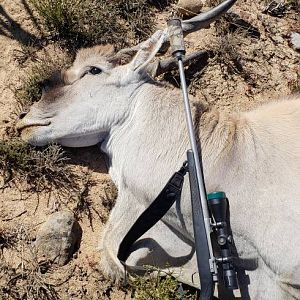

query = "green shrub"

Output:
[[129, 268, 196, 300]]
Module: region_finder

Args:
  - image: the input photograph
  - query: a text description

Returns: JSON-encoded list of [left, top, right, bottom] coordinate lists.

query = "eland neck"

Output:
[[100, 82, 239, 195]]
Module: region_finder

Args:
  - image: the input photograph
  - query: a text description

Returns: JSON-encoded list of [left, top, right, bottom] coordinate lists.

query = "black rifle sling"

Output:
[[117, 163, 187, 266]]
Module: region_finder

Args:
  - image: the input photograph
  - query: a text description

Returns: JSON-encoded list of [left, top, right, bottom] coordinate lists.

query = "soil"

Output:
[[0, 0, 299, 299]]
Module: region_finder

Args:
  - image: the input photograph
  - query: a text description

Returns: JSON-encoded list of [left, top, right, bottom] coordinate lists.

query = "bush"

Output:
[[289, 71, 300, 93], [14, 54, 71, 114], [0, 139, 78, 193], [30, 0, 156, 51], [129, 267, 196, 300]]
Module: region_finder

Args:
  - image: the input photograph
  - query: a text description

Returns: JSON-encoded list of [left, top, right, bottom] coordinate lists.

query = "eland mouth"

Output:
[[16, 121, 51, 133]]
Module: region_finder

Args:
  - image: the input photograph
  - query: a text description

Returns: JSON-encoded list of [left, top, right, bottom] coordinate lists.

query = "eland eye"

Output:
[[89, 67, 102, 75]]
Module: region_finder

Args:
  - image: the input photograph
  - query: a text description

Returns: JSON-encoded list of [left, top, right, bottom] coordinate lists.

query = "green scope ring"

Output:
[[207, 191, 226, 201]]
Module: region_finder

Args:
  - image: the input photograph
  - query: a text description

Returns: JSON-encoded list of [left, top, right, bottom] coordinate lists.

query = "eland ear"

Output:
[[129, 30, 167, 72]]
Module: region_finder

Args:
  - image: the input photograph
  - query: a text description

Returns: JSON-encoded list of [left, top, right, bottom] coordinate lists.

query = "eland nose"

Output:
[[19, 111, 28, 120]]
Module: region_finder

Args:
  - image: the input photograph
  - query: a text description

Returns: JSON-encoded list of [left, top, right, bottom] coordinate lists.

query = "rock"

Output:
[[262, 1, 287, 17], [35, 211, 82, 266], [291, 32, 300, 51], [177, 0, 204, 17]]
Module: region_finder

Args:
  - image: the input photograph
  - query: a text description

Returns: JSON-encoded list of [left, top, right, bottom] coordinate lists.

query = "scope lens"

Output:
[[224, 269, 238, 290]]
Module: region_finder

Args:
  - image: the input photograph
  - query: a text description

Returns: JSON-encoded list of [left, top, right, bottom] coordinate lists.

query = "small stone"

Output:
[[291, 32, 300, 51], [177, 0, 204, 17], [35, 211, 82, 266]]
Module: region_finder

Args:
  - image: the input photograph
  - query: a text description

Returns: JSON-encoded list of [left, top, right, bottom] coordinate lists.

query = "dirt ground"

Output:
[[0, 0, 299, 299]]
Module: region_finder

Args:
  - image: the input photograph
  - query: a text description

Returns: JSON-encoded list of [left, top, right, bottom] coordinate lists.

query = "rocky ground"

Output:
[[0, 0, 299, 299]]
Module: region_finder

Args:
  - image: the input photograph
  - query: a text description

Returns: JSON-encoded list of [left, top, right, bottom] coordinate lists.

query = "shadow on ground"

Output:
[[0, 1, 42, 46]]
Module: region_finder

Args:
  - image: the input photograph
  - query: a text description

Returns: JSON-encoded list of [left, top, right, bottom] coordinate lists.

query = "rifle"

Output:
[[168, 18, 238, 299], [117, 17, 239, 300]]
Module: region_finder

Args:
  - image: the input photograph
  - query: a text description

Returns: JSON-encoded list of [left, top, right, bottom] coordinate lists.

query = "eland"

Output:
[[16, 0, 300, 298]]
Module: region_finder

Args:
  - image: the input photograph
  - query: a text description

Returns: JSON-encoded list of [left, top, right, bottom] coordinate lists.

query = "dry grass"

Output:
[[286, 0, 300, 12], [0, 219, 119, 300], [14, 68, 43, 113], [0, 260, 59, 300], [206, 0, 222, 6], [0, 139, 79, 198], [164, 7, 258, 94], [1, 224, 195, 300], [13, 43, 40, 66], [0, 226, 19, 251], [14, 54, 71, 115], [262, 0, 300, 16], [0, 222, 197, 300], [210, 31, 245, 76], [29, 0, 157, 52], [73, 176, 117, 226], [0, 225, 59, 300], [289, 71, 300, 93], [187, 30, 254, 95]]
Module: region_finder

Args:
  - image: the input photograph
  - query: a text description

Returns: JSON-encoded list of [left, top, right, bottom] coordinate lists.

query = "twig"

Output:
[[2, 210, 27, 221]]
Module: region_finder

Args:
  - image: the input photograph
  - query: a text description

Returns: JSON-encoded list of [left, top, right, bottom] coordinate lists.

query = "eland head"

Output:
[[16, 0, 237, 148]]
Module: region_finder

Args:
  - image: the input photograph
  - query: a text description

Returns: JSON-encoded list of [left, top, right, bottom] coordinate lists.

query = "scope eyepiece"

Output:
[[207, 191, 239, 290], [224, 269, 239, 290]]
